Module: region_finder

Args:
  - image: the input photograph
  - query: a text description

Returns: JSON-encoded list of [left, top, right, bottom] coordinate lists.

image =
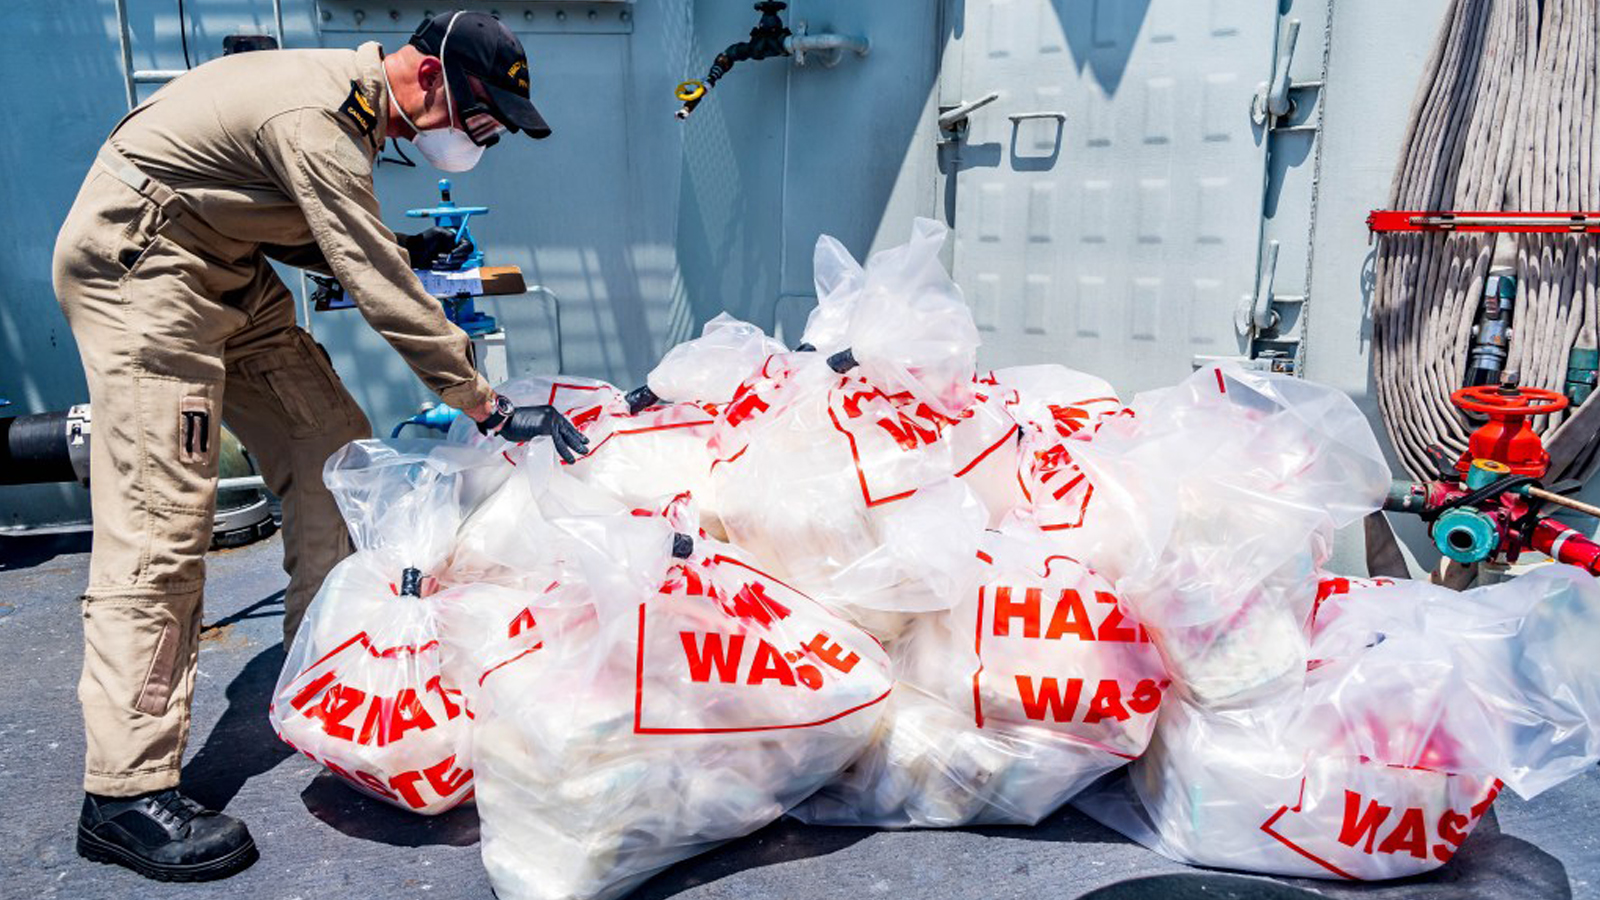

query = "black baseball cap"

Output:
[[410, 10, 551, 140]]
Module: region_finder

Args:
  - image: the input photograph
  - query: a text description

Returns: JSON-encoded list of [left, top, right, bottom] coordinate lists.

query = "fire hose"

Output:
[[1372, 0, 1599, 485]]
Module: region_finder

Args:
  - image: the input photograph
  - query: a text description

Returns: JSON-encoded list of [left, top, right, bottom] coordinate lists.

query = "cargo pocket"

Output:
[[80, 593, 193, 721], [112, 206, 169, 283], [136, 375, 223, 487], [133, 375, 223, 589], [251, 329, 354, 439], [134, 616, 181, 716]]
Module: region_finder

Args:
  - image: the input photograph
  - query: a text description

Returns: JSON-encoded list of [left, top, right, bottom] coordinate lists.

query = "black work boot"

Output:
[[77, 789, 258, 881]]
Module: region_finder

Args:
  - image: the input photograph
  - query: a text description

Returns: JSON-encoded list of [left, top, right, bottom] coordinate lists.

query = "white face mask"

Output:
[[386, 12, 485, 172]]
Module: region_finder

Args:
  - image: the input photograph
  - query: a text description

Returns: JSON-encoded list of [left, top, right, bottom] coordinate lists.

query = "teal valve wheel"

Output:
[[1434, 507, 1500, 564]]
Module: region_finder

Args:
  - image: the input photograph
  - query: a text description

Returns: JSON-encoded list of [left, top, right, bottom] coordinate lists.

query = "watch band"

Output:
[[478, 394, 515, 434]]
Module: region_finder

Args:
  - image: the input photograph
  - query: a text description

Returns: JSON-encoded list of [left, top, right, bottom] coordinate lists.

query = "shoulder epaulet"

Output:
[[338, 80, 378, 137]]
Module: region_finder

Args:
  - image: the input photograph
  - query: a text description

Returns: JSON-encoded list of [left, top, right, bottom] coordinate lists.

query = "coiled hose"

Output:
[[1373, 0, 1598, 483]]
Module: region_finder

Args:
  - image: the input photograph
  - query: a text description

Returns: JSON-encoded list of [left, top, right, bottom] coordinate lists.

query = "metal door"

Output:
[[945, 0, 1280, 394]]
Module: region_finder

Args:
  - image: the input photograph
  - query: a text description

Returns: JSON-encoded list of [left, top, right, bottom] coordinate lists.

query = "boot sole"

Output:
[[77, 823, 259, 882]]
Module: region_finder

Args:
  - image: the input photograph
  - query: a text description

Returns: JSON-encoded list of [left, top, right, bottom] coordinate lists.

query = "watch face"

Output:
[[494, 395, 515, 417]]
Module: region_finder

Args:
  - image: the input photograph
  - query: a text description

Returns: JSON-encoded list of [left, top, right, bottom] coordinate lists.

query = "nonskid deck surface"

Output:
[[1, 532, 1593, 900]]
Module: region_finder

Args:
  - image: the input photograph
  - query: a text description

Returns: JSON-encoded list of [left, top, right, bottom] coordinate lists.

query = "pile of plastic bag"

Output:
[[270, 217, 1600, 896], [469, 494, 892, 900], [1077, 568, 1600, 879], [1053, 366, 1600, 879]]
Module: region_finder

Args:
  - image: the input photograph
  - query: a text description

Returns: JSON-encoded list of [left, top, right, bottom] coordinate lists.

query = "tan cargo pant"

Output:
[[53, 147, 372, 796]]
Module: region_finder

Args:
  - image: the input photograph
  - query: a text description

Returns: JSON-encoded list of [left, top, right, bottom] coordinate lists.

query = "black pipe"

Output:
[[0, 411, 79, 485], [677, 1, 792, 119]]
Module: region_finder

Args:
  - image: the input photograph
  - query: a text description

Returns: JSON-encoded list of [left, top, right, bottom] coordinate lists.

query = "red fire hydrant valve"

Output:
[[1450, 384, 1569, 478]]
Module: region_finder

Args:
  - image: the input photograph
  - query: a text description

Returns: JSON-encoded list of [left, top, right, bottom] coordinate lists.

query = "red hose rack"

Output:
[[1367, 210, 1600, 234]]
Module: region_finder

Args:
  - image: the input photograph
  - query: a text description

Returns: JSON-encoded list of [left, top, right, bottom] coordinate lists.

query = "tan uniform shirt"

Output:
[[107, 42, 494, 412]]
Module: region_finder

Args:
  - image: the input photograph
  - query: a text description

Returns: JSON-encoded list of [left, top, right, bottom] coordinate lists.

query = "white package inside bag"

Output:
[[1077, 567, 1600, 881], [444, 437, 628, 591], [647, 312, 786, 404], [796, 524, 1168, 827], [948, 364, 1126, 529], [270, 440, 507, 814], [471, 499, 893, 900], [708, 353, 987, 638], [1055, 364, 1391, 708]]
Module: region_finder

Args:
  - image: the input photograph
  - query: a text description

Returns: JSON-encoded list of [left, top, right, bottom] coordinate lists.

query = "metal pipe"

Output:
[[1532, 518, 1600, 575], [271, 0, 286, 48], [0, 411, 79, 486], [1007, 111, 1067, 124], [132, 69, 188, 83], [114, 0, 137, 109], [527, 285, 564, 374], [1527, 486, 1600, 520], [1413, 214, 1599, 229], [784, 33, 868, 54], [784, 32, 869, 66]]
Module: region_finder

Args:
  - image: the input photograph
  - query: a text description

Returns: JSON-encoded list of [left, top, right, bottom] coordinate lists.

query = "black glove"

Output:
[[479, 403, 591, 463], [403, 227, 474, 270]]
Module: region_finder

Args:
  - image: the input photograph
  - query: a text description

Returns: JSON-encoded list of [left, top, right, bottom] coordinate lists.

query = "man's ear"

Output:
[[416, 56, 445, 92]]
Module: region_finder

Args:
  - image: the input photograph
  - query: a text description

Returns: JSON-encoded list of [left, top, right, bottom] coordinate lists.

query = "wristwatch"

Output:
[[478, 394, 515, 435]]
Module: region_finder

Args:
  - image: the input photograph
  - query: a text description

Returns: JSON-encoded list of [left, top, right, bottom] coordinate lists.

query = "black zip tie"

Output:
[[625, 385, 661, 415], [671, 533, 695, 559], [827, 348, 859, 373], [399, 567, 424, 597]]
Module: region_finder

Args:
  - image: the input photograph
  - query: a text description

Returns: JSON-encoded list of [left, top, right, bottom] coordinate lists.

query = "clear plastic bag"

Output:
[[452, 375, 726, 539], [948, 365, 1126, 530], [471, 497, 893, 900], [444, 439, 626, 590], [811, 218, 980, 419], [1049, 364, 1391, 708], [270, 440, 508, 814], [795, 523, 1168, 827], [1078, 567, 1600, 880], [647, 313, 786, 404], [706, 223, 989, 638], [708, 352, 986, 639], [800, 234, 866, 354]]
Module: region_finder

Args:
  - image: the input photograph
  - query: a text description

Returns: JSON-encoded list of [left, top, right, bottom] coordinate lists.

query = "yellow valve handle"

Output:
[[676, 80, 707, 102]]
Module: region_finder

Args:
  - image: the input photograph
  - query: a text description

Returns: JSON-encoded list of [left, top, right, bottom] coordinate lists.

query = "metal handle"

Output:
[[939, 92, 1000, 130], [785, 22, 870, 68], [1252, 18, 1301, 124], [1236, 240, 1281, 336], [1007, 111, 1066, 123]]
